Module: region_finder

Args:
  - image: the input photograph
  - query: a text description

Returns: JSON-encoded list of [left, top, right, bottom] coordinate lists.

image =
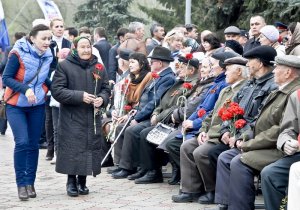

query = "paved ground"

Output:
[[0, 126, 216, 210]]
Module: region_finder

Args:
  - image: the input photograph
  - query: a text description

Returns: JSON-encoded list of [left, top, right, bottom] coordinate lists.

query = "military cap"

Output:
[[178, 56, 199, 69], [224, 57, 248, 66], [224, 26, 241, 35], [243, 46, 277, 66], [272, 55, 300, 69], [274, 22, 288, 30], [116, 49, 133, 61]]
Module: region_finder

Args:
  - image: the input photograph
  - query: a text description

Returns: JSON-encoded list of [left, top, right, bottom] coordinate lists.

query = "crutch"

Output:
[[101, 110, 135, 166]]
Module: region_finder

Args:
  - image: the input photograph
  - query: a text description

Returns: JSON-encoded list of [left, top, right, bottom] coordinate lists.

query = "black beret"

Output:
[[225, 40, 243, 55], [212, 50, 240, 68], [243, 46, 277, 66], [178, 56, 199, 69], [116, 49, 133, 61]]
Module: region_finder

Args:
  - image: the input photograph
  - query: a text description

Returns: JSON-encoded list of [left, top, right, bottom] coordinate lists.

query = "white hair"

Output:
[[128, 22, 144, 33]]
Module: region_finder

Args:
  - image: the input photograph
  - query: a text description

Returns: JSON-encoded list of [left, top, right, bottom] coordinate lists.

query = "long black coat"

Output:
[[51, 54, 110, 176]]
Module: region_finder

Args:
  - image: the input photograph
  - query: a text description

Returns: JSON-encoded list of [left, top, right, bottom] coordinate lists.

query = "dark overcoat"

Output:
[[51, 54, 110, 176]]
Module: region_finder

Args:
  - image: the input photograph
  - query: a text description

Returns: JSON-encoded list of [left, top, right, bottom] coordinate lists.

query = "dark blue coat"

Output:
[[177, 72, 227, 139], [107, 43, 119, 82], [134, 67, 176, 122], [94, 39, 111, 70]]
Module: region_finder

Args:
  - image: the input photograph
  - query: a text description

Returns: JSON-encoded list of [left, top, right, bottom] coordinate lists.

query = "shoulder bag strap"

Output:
[[4, 62, 44, 103]]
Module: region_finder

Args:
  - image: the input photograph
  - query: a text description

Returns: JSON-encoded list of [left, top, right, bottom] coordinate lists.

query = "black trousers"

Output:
[[119, 120, 151, 170], [164, 129, 183, 168], [139, 126, 168, 170], [45, 104, 54, 152], [208, 143, 230, 170]]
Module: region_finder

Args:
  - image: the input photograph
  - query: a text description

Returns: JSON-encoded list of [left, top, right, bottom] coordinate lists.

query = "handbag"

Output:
[[146, 122, 175, 145], [146, 109, 176, 145], [0, 63, 44, 119]]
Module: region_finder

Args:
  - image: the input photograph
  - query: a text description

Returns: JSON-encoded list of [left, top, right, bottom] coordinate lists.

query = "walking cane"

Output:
[[101, 110, 135, 166]]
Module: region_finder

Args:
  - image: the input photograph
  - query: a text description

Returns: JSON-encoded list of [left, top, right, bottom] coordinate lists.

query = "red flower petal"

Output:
[[151, 72, 160, 79], [234, 119, 247, 129], [124, 105, 132, 111], [197, 108, 206, 118], [185, 53, 193, 60], [182, 82, 193, 89], [95, 63, 104, 71]]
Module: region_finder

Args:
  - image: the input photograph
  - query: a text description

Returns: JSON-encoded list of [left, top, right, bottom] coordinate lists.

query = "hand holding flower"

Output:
[[83, 92, 95, 104], [93, 97, 103, 107]]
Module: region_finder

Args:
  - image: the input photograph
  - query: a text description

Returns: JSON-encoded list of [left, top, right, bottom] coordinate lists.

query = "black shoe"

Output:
[[77, 176, 89, 195], [25, 185, 36, 198], [18, 186, 29, 201], [127, 169, 147, 180], [112, 169, 135, 179], [134, 169, 163, 184], [66, 176, 78, 197], [45, 149, 54, 161], [172, 192, 201, 203], [39, 142, 48, 149], [168, 160, 180, 185], [107, 166, 121, 174], [198, 191, 215, 204], [0, 132, 5, 135]]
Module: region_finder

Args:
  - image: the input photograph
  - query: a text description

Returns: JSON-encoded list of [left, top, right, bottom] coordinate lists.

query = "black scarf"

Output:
[[130, 68, 150, 85]]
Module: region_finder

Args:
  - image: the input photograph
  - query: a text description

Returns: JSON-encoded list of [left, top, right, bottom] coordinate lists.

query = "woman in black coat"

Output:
[[51, 37, 110, 197]]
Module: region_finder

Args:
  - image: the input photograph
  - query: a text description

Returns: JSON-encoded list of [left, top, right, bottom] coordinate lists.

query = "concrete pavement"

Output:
[[0, 127, 214, 210]]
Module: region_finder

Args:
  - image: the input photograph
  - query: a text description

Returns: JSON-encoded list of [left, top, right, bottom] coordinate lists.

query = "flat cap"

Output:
[[243, 46, 277, 66], [224, 26, 241, 35], [116, 49, 133, 61], [272, 55, 300, 69], [224, 57, 248, 66], [178, 56, 199, 69]]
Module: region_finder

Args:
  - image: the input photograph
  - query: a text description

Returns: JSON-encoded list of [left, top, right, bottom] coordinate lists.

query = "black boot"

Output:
[[77, 175, 89, 195], [66, 175, 78, 197], [168, 160, 180, 185]]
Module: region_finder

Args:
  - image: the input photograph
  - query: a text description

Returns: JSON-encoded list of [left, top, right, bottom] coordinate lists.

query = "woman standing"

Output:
[[286, 22, 300, 56], [51, 37, 110, 197], [2, 24, 53, 200]]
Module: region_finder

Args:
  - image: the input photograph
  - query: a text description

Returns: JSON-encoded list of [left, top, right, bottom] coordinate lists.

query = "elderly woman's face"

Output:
[[76, 39, 92, 60], [129, 58, 141, 74]]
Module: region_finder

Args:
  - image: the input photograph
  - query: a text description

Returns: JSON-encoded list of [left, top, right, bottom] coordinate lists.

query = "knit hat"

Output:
[[260, 25, 279, 43]]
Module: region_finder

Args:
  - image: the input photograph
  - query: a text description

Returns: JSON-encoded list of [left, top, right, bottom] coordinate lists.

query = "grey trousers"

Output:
[[215, 148, 257, 210], [180, 138, 216, 193], [261, 153, 300, 210]]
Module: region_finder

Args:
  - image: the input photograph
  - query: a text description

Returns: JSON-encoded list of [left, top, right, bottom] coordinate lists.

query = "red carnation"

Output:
[[185, 53, 193, 60], [197, 109, 206, 118], [228, 102, 244, 116], [95, 63, 104, 71], [234, 119, 247, 129], [183, 82, 193, 90], [298, 134, 300, 144], [218, 107, 226, 118], [124, 78, 129, 84], [151, 72, 160, 79], [124, 105, 132, 111], [220, 110, 234, 121]]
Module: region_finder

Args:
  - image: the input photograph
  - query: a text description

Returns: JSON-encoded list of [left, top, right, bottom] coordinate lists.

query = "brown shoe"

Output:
[[18, 187, 29, 201], [26, 185, 36, 198]]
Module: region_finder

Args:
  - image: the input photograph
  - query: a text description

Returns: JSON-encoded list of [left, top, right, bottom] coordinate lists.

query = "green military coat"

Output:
[[241, 79, 300, 171]]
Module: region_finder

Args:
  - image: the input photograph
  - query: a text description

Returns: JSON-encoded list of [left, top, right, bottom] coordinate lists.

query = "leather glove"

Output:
[[283, 140, 299, 156]]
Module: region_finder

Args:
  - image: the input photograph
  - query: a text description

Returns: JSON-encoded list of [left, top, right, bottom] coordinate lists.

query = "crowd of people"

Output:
[[1, 14, 300, 210]]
